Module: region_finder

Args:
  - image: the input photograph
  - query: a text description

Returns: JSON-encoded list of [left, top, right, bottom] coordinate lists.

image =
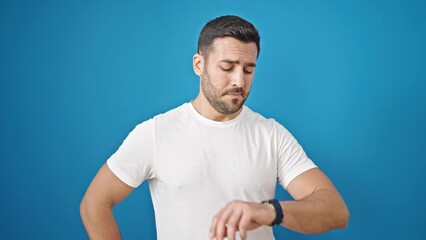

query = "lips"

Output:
[[223, 88, 244, 97], [227, 93, 242, 97]]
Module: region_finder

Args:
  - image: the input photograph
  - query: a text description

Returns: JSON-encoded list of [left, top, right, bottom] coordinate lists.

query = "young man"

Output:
[[80, 15, 349, 240]]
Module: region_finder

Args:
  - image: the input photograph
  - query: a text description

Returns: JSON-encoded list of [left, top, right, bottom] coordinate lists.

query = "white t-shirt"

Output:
[[107, 102, 316, 240]]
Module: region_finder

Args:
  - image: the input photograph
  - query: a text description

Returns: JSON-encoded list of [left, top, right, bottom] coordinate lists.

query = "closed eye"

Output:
[[220, 67, 233, 72], [244, 67, 255, 74]]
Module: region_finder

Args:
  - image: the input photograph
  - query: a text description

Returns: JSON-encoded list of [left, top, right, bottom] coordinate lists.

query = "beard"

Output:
[[200, 71, 249, 115]]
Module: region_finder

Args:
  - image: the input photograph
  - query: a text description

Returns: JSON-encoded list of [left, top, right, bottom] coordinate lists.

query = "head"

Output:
[[193, 15, 260, 116], [197, 15, 260, 59]]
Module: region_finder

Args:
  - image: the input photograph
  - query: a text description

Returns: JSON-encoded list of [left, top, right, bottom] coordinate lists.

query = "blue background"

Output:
[[1, 0, 425, 239]]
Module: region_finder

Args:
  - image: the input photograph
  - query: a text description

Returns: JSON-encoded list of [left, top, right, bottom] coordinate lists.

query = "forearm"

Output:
[[280, 189, 349, 234], [80, 200, 122, 240]]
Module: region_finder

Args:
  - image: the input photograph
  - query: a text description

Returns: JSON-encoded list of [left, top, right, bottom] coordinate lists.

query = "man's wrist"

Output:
[[261, 199, 284, 226], [261, 202, 276, 226]]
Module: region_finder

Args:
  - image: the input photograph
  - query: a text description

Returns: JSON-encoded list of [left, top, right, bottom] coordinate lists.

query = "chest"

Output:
[[152, 127, 277, 198]]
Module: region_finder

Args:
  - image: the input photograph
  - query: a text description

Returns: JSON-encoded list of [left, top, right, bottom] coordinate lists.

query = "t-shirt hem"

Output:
[[107, 159, 140, 188], [282, 164, 318, 190]]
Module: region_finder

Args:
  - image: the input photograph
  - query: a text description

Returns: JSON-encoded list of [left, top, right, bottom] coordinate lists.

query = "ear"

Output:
[[193, 53, 204, 76]]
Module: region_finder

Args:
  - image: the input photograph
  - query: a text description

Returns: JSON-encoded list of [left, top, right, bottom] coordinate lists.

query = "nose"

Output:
[[231, 68, 245, 88]]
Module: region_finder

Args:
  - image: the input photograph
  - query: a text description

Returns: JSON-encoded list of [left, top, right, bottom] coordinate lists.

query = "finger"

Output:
[[216, 209, 233, 240], [209, 207, 227, 239], [238, 211, 252, 240], [210, 207, 233, 240], [226, 210, 243, 240], [209, 214, 218, 239]]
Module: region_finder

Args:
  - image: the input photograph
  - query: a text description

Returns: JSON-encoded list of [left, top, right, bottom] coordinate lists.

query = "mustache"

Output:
[[223, 88, 244, 96]]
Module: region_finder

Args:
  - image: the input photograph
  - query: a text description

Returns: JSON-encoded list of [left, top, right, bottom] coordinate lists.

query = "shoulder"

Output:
[[155, 102, 190, 118], [149, 102, 193, 129], [129, 103, 190, 130], [243, 106, 288, 133]]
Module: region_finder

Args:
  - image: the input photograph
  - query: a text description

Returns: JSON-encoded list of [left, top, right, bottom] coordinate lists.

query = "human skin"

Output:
[[80, 36, 349, 240], [192, 37, 349, 240], [191, 37, 257, 122]]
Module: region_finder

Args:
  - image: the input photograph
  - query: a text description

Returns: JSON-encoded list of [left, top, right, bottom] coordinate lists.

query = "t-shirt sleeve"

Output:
[[107, 119, 155, 188], [275, 121, 317, 189]]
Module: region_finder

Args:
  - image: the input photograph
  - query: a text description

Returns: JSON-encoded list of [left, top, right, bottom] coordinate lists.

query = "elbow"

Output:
[[336, 204, 350, 229], [80, 194, 114, 226], [80, 197, 90, 224], [80, 194, 97, 225]]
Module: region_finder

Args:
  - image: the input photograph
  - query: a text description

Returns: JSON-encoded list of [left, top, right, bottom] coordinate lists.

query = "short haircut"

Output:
[[197, 15, 260, 58]]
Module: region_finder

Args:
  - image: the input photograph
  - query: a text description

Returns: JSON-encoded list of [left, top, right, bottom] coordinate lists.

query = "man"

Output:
[[80, 15, 349, 240]]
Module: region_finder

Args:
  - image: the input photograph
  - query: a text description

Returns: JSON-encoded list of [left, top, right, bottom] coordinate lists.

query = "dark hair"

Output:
[[197, 15, 260, 58]]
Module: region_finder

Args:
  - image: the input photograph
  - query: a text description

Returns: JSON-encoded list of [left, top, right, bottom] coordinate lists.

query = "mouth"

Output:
[[225, 93, 244, 100], [223, 88, 244, 98]]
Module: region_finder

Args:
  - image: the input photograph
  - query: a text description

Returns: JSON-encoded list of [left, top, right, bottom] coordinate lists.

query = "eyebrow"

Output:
[[219, 59, 256, 67]]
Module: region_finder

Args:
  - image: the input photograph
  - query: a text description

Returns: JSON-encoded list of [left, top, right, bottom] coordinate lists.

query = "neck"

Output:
[[192, 93, 243, 122]]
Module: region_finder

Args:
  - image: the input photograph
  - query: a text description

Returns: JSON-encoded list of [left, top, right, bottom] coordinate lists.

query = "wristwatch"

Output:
[[261, 199, 284, 226]]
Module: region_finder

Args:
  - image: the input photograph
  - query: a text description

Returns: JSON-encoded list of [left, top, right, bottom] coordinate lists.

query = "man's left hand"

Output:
[[209, 200, 275, 240]]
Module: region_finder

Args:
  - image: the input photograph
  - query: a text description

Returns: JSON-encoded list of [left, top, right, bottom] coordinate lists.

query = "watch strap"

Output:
[[261, 199, 284, 226]]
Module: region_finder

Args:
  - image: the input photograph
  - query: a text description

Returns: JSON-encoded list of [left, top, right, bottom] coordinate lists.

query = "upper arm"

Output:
[[82, 163, 134, 208], [286, 168, 337, 200]]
